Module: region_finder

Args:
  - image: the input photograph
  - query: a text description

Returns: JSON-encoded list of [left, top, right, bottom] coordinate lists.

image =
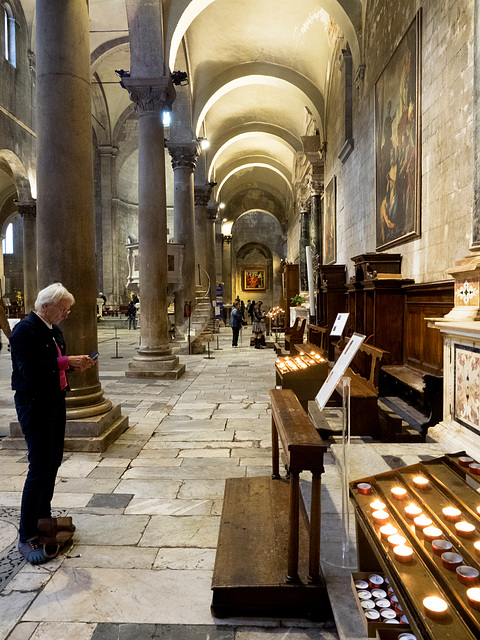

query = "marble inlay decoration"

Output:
[[454, 344, 480, 435], [455, 278, 479, 307]]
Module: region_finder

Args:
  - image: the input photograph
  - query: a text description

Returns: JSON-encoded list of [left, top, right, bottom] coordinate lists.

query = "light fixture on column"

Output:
[[198, 137, 210, 150], [219, 202, 226, 209], [170, 70, 189, 86]]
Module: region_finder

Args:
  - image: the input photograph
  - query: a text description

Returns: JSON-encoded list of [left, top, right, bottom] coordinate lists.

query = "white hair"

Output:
[[34, 283, 75, 311]]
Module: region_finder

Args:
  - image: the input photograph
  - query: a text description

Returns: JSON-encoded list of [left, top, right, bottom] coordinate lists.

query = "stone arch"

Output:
[[0, 150, 33, 203]]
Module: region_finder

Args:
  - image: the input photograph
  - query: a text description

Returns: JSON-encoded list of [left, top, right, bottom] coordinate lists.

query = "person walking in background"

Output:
[[10, 283, 96, 565], [230, 301, 243, 347], [0, 298, 11, 349], [252, 300, 267, 348], [240, 299, 246, 321], [126, 300, 137, 329], [248, 299, 256, 324]]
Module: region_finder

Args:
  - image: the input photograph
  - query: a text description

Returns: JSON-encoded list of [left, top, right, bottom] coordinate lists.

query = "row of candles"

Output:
[[354, 573, 414, 633], [356, 475, 480, 618], [275, 350, 326, 373]]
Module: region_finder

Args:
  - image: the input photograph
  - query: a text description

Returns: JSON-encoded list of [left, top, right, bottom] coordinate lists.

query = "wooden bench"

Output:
[[284, 317, 306, 354], [380, 281, 454, 435], [306, 324, 328, 358], [332, 339, 390, 437], [211, 389, 329, 619]]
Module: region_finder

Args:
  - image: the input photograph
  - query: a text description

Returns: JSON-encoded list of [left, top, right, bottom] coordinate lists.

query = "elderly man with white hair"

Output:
[[10, 283, 96, 564]]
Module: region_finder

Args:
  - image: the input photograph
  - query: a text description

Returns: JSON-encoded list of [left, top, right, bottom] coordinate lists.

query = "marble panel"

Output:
[[54, 479, 120, 494], [98, 458, 131, 467], [87, 467, 125, 479], [23, 567, 215, 624], [0, 591, 36, 640], [66, 545, 157, 570], [235, 629, 338, 639], [157, 418, 227, 431], [69, 514, 149, 545], [153, 548, 216, 571], [58, 460, 99, 478], [139, 515, 220, 548], [146, 431, 235, 443], [29, 622, 96, 640], [2, 566, 53, 594], [122, 465, 245, 480], [178, 480, 226, 500], [135, 449, 180, 459], [114, 479, 181, 499], [177, 449, 230, 458], [125, 498, 212, 516], [0, 477, 26, 492], [5, 622, 39, 640], [51, 493, 93, 508], [231, 448, 272, 459]]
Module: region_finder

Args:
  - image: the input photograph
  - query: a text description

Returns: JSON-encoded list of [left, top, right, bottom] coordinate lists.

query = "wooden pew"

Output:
[[284, 317, 306, 354], [211, 388, 330, 619], [380, 281, 453, 435], [332, 339, 390, 437], [306, 323, 328, 358]]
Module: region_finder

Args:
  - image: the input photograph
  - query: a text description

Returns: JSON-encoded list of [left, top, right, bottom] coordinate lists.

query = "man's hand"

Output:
[[68, 355, 97, 371]]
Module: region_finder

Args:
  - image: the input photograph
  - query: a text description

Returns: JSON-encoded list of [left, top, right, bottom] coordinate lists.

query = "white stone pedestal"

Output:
[[428, 320, 480, 459]]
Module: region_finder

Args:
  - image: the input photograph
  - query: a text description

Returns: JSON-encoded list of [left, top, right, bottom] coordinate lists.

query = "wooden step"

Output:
[[211, 475, 330, 619]]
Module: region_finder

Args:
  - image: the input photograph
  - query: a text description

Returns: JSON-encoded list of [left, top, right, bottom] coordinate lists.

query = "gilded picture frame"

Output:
[[243, 268, 266, 291], [323, 176, 336, 265], [375, 11, 422, 250]]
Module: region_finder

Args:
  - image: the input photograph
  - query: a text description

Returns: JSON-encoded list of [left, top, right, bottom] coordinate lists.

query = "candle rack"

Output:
[[350, 452, 480, 640]]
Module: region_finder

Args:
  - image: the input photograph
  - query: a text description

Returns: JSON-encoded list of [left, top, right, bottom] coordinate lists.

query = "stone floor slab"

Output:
[[125, 498, 213, 516], [66, 545, 157, 570], [139, 515, 220, 548], [23, 567, 215, 625], [71, 514, 149, 545], [153, 548, 216, 571]]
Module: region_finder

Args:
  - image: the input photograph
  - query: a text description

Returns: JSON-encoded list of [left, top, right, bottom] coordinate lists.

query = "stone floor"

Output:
[[0, 325, 447, 640]]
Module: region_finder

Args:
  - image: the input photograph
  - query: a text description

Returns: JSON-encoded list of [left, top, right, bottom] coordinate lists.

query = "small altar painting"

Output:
[[454, 278, 479, 307], [243, 268, 265, 291], [454, 344, 480, 435], [168, 254, 175, 272]]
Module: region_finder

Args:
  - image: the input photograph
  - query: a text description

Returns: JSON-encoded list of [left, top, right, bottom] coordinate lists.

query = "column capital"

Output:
[[223, 235, 232, 244], [122, 76, 176, 115], [194, 184, 214, 207], [98, 145, 118, 158], [167, 141, 201, 171], [206, 205, 218, 221], [16, 201, 36, 219]]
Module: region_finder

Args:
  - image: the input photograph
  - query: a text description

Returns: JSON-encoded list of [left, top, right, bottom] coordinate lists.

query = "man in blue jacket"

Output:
[[229, 301, 243, 347]]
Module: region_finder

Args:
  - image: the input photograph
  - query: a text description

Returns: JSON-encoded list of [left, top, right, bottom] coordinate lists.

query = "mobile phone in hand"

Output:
[[89, 350, 99, 360]]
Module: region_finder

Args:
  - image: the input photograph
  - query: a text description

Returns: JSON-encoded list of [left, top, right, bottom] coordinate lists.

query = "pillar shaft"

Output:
[[17, 202, 37, 313], [98, 146, 118, 305], [299, 206, 310, 291], [194, 185, 213, 292], [222, 236, 232, 303], [36, 0, 109, 416], [168, 142, 200, 335], [206, 205, 218, 300]]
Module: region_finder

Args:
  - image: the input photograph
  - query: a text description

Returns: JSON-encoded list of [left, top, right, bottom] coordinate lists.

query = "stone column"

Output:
[[167, 141, 201, 337], [122, 78, 184, 378], [32, 0, 127, 450], [299, 204, 310, 291], [17, 201, 37, 313], [310, 178, 324, 264], [222, 235, 232, 304], [98, 145, 118, 305], [206, 204, 218, 300], [194, 184, 213, 291]]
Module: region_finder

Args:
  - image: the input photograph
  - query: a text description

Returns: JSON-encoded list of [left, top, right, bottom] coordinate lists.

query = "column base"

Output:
[[125, 354, 186, 379], [4, 404, 128, 453]]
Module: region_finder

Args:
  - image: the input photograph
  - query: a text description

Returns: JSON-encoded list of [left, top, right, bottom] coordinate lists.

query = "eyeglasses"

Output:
[[58, 307, 71, 316]]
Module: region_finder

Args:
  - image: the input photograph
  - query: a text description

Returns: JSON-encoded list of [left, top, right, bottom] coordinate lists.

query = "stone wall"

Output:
[[323, 0, 474, 282]]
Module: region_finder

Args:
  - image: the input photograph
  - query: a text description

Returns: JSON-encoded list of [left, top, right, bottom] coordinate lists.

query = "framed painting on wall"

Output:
[[243, 268, 266, 291], [375, 11, 421, 250], [323, 176, 336, 265]]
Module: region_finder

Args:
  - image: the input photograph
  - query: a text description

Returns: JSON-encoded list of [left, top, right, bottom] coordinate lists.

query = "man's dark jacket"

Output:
[[10, 311, 67, 395]]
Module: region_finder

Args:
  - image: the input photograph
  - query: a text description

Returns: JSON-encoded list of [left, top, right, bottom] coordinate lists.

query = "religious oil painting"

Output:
[[323, 176, 336, 265], [454, 344, 480, 436], [243, 268, 265, 291], [375, 12, 421, 250]]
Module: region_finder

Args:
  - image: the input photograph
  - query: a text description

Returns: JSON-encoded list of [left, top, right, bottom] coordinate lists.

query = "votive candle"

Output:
[[388, 534, 407, 547], [394, 545, 414, 562], [370, 500, 386, 510], [423, 525, 443, 542], [455, 521, 476, 538], [466, 587, 480, 610], [380, 524, 398, 539], [414, 515, 433, 530], [391, 486, 407, 500], [372, 510, 389, 525], [442, 506, 461, 522], [405, 504, 422, 519], [423, 596, 448, 620], [413, 475, 429, 489]]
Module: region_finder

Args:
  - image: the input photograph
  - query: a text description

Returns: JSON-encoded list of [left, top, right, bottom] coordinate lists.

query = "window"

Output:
[[4, 3, 16, 67], [2, 222, 13, 254]]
